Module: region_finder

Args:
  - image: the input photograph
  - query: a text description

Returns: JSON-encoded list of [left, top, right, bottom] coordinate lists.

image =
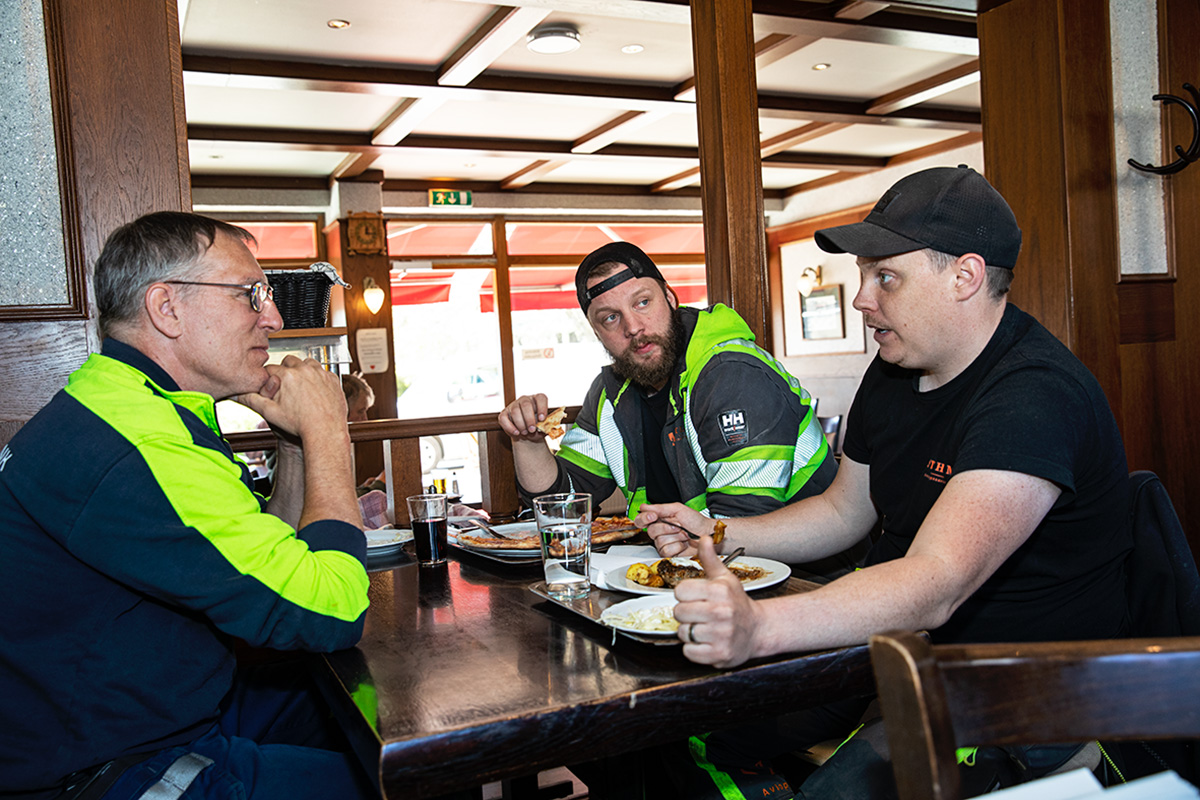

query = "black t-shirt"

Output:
[[640, 387, 683, 504], [843, 304, 1132, 644]]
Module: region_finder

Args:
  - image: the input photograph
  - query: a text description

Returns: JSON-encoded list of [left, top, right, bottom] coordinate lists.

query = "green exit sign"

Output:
[[428, 189, 472, 207]]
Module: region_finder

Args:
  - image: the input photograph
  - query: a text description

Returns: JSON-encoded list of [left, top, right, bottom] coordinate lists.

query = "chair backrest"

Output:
[[870, 631, 1200, 800], [818, 415, 843, 457], [1127, 470, 1200, 636]]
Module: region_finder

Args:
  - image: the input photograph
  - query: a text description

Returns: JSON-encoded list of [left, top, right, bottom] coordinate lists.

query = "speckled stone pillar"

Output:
[[0, 0, 67, 306]]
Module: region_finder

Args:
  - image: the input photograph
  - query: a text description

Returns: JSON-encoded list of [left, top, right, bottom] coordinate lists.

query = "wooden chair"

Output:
[[1126, 470, 1200, 636], [869, 631, 1200, 800]]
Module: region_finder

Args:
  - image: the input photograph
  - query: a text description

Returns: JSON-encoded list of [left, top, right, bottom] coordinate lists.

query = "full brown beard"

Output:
[[609, 309, 684, 390]]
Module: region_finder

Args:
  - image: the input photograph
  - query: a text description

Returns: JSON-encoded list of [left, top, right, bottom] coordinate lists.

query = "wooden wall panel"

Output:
[[1118, 0, 1200, 548], [979, 0, 1122, 426], [1, 0, 192, 444], [328, 216, 396, 485], [689, 0, 770, 345], [981, 0, 1200, 547], [52, 0, 191, 270]]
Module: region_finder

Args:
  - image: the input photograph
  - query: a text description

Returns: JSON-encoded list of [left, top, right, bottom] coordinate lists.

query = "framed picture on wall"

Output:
[[800, 285, 845, 340]]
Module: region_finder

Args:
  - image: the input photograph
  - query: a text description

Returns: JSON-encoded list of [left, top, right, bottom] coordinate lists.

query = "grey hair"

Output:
[[923, 248, 1012, 300], [95, 212, 255, 338]]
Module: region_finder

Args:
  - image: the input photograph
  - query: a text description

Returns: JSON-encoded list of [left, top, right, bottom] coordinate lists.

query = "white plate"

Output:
[[599, 595, 681, 637], [603, 556, 791, 595], [365, 528, 413, 552], [450, 522, 542, 559]]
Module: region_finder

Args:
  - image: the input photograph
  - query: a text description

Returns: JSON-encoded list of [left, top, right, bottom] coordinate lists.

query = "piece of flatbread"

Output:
[[536, 406, 567, 438], [457, 533, 540, 550]]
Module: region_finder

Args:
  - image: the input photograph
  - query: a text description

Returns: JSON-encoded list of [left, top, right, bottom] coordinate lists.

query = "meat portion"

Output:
[[655, 559, 705, 588]]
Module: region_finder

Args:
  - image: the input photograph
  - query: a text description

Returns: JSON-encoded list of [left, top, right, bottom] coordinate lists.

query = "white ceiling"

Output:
[[180, 0, 983, 199]]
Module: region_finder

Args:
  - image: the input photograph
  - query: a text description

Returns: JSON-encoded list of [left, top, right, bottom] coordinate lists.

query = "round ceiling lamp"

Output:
[[527, 24, 581, 55]]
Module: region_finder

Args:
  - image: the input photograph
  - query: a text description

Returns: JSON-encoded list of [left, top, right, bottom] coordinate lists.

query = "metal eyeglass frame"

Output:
[[163, 280, 274, 313]]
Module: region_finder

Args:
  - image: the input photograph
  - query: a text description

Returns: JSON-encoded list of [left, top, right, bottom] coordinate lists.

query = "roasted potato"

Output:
[[625, 562, 665, 588]]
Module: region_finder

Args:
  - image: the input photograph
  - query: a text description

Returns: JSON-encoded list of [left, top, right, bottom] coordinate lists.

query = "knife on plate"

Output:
[[464, 518, 529, 540]]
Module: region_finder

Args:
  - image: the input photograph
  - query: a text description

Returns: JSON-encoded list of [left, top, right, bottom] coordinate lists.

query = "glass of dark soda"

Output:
[[406, 493, 448, 566]]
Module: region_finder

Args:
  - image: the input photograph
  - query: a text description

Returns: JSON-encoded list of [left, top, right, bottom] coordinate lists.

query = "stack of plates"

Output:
[[365, 527, 413, 557]]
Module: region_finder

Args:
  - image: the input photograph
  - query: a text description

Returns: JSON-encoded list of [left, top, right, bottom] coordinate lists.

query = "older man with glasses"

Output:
[[0, 212, 377, 799]]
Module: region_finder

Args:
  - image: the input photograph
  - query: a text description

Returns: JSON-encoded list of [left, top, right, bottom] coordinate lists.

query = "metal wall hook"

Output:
[[1129, 82, 1200, 175]]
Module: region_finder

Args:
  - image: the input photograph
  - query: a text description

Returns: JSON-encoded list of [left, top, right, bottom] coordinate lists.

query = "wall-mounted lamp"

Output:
[[362, 276, 386, 314], [796, 266, 823, 298]]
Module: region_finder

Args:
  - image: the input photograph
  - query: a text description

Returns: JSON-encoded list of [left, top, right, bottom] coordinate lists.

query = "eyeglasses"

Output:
[[164, 280, 274, 313]]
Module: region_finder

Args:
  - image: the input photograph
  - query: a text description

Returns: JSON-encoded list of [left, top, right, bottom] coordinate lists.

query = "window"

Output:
[[230, 221, 319, 261], [387, 219, 706, 413]]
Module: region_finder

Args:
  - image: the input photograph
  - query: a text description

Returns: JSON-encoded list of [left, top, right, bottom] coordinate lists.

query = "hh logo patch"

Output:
[[719, 409, 749, 446]]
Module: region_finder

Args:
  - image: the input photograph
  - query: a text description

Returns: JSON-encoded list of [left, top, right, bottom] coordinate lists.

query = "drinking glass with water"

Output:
[[533, 493, 592, 600]]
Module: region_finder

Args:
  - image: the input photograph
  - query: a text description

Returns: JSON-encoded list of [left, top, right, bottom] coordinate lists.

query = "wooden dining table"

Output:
[[311, 542, 876, 799]]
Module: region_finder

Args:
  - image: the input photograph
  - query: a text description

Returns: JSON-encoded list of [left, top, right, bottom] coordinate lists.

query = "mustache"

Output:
[[625, 333, 668, 354]]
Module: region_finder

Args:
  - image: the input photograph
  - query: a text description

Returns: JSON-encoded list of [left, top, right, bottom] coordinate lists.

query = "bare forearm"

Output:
[[721, 493, 871, 562], [750, 557, 958, 657], [296, 427, 361, 530], [512, 438, 560, 495], [266, 442, 303, 528]]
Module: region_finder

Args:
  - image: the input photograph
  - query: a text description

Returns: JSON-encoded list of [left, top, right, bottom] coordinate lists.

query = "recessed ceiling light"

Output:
[[812, 63, 831, 71], [621, 44, 644, 54], [527, 24, 581, 55], [327, 19, 351, 29]]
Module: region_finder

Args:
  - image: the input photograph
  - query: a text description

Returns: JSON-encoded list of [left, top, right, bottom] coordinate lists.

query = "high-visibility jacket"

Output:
[[532, 304, 836, 519], [0, 338, 369, 792]]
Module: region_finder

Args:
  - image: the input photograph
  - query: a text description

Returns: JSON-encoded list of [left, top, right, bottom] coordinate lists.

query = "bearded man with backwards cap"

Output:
[[497, 240, 855, 577], [634, 166, 1133, 798]]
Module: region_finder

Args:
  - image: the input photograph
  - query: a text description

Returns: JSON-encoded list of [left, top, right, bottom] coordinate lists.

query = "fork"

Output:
[[672, 522, 711, 540]]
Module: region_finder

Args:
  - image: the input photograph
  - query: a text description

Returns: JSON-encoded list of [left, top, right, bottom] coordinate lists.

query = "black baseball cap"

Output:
[[575, 241, 666, 313], [815, 165, 1022, 269]]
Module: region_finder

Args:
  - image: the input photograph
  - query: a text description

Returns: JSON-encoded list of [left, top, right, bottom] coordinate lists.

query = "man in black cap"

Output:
[[497, 240, 845, 571], [636, 166, 1133, 798]]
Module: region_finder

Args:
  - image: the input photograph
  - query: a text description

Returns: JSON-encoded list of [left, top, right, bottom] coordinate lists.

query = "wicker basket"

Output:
[[266, 269, 335, 329]]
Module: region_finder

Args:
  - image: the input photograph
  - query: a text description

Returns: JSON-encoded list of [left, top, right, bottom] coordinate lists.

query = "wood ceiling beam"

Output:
[[781, 130, 982, 196], [331, 152, 380, 181], [651, 167, 701, 193], [183, 55, 980, 131], [189, 125, 891, 171], [499, 159, 569, 188], [674, 31, 820, 102], [760, 121, 850, 158], [750, 3, 976, 55], [371, 97, 444, 146], [437, 6, 551, 87], [832, 1, 891, 20], [571, 109, 673, 154], [866, 58, 980, 115]]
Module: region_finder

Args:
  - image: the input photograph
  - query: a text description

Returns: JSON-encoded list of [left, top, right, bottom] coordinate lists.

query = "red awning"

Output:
[[391, 266, 708, 311]]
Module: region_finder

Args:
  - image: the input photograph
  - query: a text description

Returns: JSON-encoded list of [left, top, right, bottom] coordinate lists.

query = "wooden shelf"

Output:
[[268, 327, 347, 339]]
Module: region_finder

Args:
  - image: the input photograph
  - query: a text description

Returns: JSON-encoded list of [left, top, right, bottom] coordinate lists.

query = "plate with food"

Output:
[[452, 517, 642, 558], [451, 522, 543, 559], [604, 556, 790, 595], [365, 527, 413, 556], [599, 595, 681, 637]]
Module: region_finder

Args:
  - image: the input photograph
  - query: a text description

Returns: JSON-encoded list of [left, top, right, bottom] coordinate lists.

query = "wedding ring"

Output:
[[686, 623, 699, 644]]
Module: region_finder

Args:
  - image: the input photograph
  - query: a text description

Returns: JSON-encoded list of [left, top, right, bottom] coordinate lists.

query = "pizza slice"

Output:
[[536, 406, 567, 438], [456, 533, 540, 550]]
